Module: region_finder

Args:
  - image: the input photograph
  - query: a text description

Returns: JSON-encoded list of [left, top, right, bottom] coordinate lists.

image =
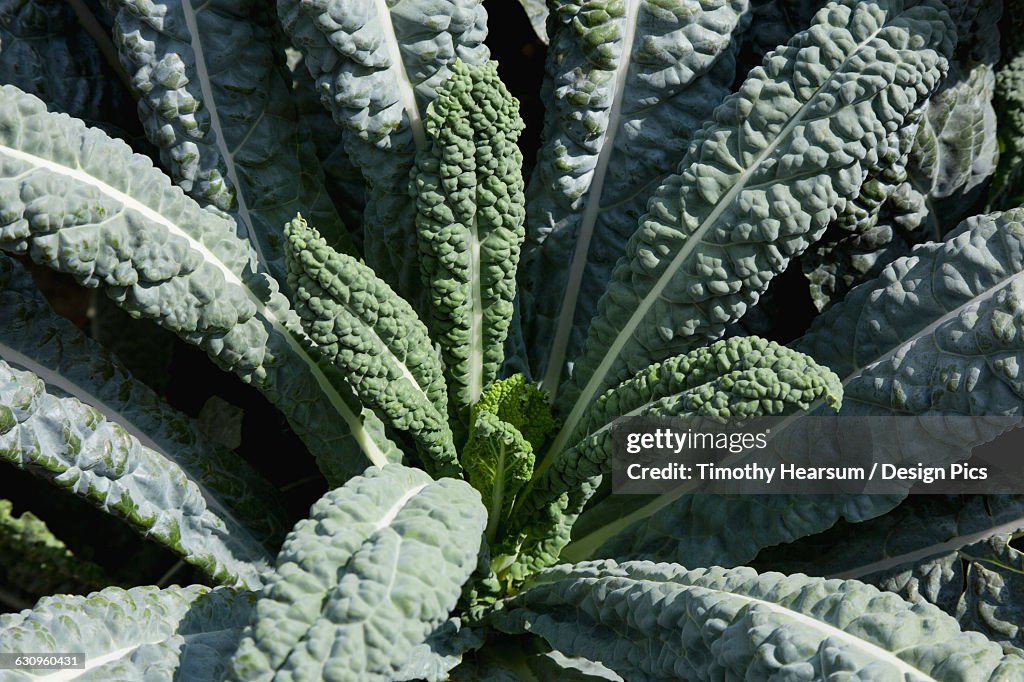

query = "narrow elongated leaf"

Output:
[[0, 360, 269, 587], [521, 336, 841, 575], [0, 85, 399, 484], [557, 0, 953, 446], [524, 0, 748, 394], [284, 216, 458, 476], [0, 252, 291, 550], [413, 60, 526, 418], [0, 585, 254, 682], [0, 498, 109, 606], [278, 0, 490, 306], [566, 208, 1024, 570], [755, 495, 1024, 654], [229, 464, 487, 682], [490, 560, 1024, 681], [551, 336, 840, 492], [106, 0, 352, 285]]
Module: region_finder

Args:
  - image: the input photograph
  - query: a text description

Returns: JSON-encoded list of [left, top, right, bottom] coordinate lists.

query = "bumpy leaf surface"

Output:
[[106, 0, 351, 286], [413, 60, 525, 417], [523, 0, 748, 393], [491, 560, 1024, 681], [0, 585, 254, 681], [755, 495, 1024, 655], [472, 374, 555, 451], [801, 112, 921, 310], [288, 49, 366, 230], [0, 252, 291, 550], [0, 360, 270, 588], [523, 336, 841, 575], [230, 465, 486, 682], [516, 0, 549, 43], [531, 337, 840, 511], [795, 208, 1024, 417], [574, 208, 1024, 571], [278, 0, 489, 306], [0, 85, 398, 484], [905, 62, 999, 238], [284, 216, 457, 476], [990, 0, 1024, 208], [561, 0, 953, 439]]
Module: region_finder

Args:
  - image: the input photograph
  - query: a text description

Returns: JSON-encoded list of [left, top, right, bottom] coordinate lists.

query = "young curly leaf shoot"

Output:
[[106, 0, 352, 286], [229, 465, 486, 682], [413, 60, 526, 420], [278, 0, 489, 307], [0, 585, 254, 682], [525, 0, 749, 395], [554, 0, 953, 453], [0, 85, 395, 484], [463, 412, 533, 546], [284, 216, 459, 477], [491, 561, 1024, 680], [0, 360, 271, 588], [473, 374, 557, 451]]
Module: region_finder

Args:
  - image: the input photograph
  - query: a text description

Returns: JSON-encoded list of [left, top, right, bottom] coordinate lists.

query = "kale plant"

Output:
[[1, 0, 1024, 679]]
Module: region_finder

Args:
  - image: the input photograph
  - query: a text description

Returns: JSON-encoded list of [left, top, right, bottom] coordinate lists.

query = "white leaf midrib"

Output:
[[564, 571, 938, 680], [710, 583, 937, 681], [830, 515, 1024, 580], [0, 343, 267, 560], [839, 253, 1024, 390], [373, 0, 426, 149], [33, 620, 241, 681], [179, 0, 259, 261], [540, 0, 642, 397], [376, 482, 429, 530], [37, 642, 155, 681], [564, 244, 1024, 561], [468, 210, 484, 405], [0, 142, 389, 469], [549, 19, 890, 472]]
